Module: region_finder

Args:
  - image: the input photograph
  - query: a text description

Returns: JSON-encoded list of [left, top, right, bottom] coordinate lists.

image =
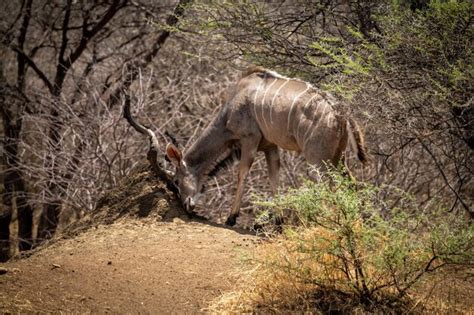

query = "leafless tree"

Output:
[[0, 0, 191, 260]]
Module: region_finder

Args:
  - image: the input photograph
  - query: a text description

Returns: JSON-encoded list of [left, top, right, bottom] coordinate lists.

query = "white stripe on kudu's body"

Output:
[[252, 75, 266, 126], [287, 83, 310, 132], [165, 67, 370, 227], [303, 100, 330, 147], [260, 77, 279, 130], [269, 78, 289, 124], [303, 93, 319, 111], [295, 93, 320, 142]]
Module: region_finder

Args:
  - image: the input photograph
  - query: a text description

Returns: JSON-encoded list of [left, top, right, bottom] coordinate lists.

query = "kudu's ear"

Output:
[[166, 143, 182, 167]]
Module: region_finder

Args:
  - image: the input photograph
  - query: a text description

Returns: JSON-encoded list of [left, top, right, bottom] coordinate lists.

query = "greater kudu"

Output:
[[164, 67, 369, 226]]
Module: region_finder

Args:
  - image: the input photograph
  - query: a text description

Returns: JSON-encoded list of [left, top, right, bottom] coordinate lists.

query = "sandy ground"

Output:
[[0, 219, 258, 314]]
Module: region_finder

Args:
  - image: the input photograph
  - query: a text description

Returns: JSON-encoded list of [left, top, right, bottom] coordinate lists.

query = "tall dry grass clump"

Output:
[[209, 171, 473, 313]]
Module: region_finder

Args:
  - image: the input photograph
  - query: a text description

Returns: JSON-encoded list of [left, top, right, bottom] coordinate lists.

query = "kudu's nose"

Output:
[[183, 197, 195, 213]]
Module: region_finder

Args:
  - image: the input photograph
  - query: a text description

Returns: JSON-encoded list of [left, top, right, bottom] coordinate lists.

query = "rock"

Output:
[[51, 263, 61, 269], [173, 217, 185, 224], [0, 267, 8, 275]]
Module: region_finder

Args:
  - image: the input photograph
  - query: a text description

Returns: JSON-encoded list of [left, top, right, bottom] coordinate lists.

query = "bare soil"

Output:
[[0, 219, 258, 313]]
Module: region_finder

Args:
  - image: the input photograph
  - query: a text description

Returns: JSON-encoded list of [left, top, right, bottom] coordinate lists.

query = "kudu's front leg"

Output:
[[225, 137, 260, 226]]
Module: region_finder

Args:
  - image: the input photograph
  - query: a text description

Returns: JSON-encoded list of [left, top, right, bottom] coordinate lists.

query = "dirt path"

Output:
[[0, 219, 258, 313]]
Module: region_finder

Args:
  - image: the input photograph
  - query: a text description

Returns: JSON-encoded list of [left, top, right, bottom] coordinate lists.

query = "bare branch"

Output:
[[11, 46, 54, 94]]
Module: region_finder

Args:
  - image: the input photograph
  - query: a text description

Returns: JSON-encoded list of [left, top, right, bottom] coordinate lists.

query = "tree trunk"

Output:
[[36, 107, 62, 242], [1, 122, 34, 253], [15, 184, 33, 251], [1, 60, 33, 252], [0, 196, 12, 262], [37, 202, 61, 241], [1, 113, 34, 251]]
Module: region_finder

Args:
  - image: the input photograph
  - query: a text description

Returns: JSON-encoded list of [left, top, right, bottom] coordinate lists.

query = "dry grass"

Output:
[[207, 227, 474, 314], [208, 228, 380, 314], [409, 265, 474, 314]]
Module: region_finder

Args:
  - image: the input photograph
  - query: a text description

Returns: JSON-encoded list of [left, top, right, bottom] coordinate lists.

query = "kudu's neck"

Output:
[[184, 109, 234, 178]]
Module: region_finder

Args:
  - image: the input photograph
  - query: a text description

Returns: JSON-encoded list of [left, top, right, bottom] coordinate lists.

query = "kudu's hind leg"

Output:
[[225, 137, 260, 226], [257, 146, 285, 229], [264, 145, 280, 196]]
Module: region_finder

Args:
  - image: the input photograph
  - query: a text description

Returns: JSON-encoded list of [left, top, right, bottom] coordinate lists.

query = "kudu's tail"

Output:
[[346, 117, 370, 165]]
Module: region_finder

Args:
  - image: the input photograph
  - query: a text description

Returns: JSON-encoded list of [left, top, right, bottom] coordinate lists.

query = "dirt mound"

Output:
[[64, 164, 186, 237], [93, 164, 183, 222]]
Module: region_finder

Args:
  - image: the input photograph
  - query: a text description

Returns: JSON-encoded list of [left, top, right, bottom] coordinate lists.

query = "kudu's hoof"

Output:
[[225, 216, 237, 227]]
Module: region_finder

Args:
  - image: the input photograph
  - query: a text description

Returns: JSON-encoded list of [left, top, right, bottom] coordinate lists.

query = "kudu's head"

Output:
[[166, 143, 201, 213], [123, 99, 203, 214]]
